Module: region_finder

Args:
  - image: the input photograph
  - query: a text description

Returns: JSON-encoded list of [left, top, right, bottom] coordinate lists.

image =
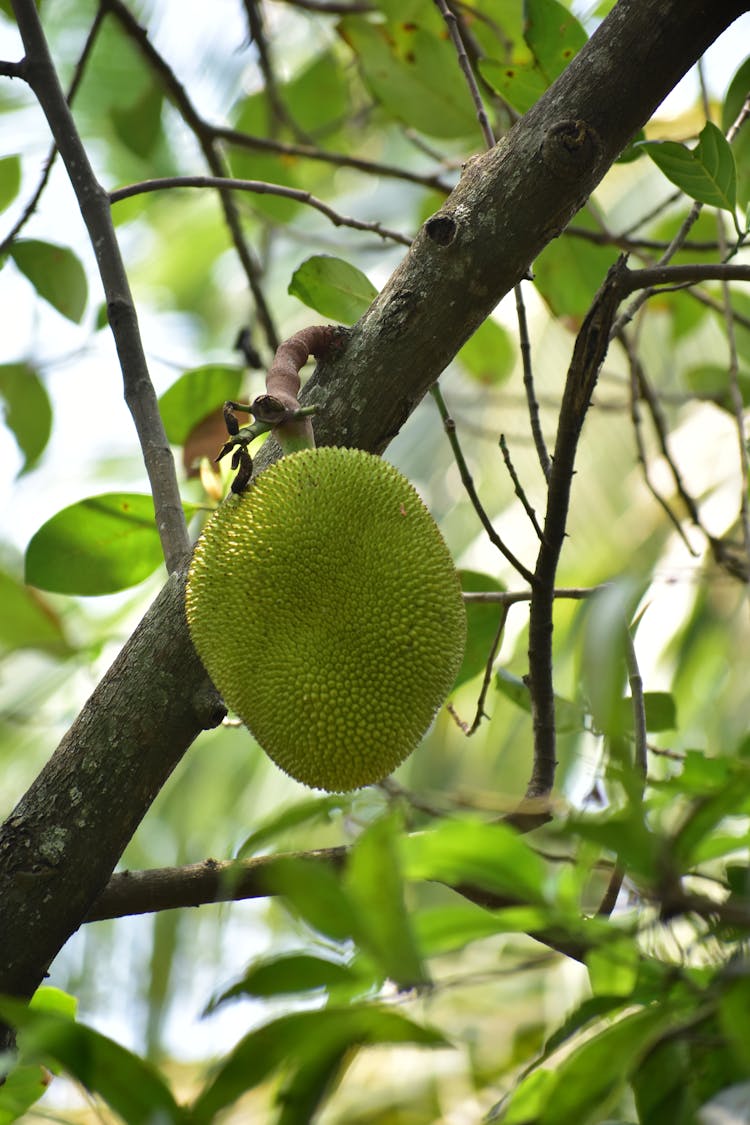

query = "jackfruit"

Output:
[[186, 446, 466, 791]]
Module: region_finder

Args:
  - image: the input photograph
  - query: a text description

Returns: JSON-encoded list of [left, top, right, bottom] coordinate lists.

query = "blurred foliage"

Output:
[[0, 0, 749, 1122]]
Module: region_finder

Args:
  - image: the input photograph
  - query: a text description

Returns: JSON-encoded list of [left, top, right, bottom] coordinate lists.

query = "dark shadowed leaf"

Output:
[[10, 239, 87, 323], [25, 493, 198, 595], [289, 255, 377, 323], [0, 362, 52, 474]]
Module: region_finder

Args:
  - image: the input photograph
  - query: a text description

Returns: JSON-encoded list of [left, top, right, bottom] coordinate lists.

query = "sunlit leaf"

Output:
[[586, 938, 640, 997], [158, 364, 245, 445], [479, 0, 586, 113], [0, 153, 20, 213], [25, 493, 199, 595], [338, 17, 478, 139], [0, 362, 52, 474], [289, 254, 377, 323], [9, 239, 87, 323], [524, 0, 588, 83], [639, 122, 738, 215]]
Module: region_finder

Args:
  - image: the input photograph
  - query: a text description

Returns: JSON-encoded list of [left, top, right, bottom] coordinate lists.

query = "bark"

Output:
[[0, 0, 746, 1009]]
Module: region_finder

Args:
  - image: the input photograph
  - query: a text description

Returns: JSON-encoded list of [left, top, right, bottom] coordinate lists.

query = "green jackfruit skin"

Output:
[[186, 446, 466, 792]]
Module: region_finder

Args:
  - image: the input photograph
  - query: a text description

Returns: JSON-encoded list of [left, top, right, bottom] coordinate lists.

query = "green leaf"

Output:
[[479, 0, 586, 114], [236, 794, 349, 859], [208, 953, 360, 1008], [158, 364, 245, 445], [0, 154, 20, 213], [586, 938, 640, 997], [401, 818, 548, 904], [0, 362, 52, 474], [723, 56, 750, 207], [25, 493, 183, 596], [0, 1063, 50, 1125], [288, 255, 377, 324], [338, 17, 478, 139], [0, 569, 71, 656], [640, 121, 738, 215], [9, 239, 88, 323], [0, 998, 184, 1125], [415, 902, 553, 957], [261, 856, 360, 943], [456, 319, 515, 386], [192, 1006, 447, 1124], [614, 691, 677, 734], [479, 57, 548, 116], [533, 211, 617, 320], [684, 363, 750, 411], [523, 0, 588, 83], [579, 577, 643, 738], [495, 668, 587, 734], [110, 80, 163, 159], [455, 571, 506, 690], [345, 810, 428, 988]]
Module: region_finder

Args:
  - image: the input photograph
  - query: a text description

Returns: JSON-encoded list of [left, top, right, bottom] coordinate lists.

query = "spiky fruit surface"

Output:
[[186, 446, 466, 792]]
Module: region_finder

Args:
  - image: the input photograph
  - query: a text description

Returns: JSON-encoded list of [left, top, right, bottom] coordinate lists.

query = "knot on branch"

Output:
[[425, 213, 458, 247], [541, 119, 602, 181]]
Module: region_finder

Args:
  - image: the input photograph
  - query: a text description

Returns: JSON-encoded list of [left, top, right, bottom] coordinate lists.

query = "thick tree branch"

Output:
[[11, 0, 190, 574], [1, 0, 746, 1012]]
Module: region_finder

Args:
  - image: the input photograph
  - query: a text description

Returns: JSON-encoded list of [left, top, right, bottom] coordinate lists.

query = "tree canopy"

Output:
[[1, 0, 750, 1121]]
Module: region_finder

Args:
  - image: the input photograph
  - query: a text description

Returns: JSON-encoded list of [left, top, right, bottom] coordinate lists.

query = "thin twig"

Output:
[[430, 385, 536, 585], [13, 0, 190, 572], [213, 124, 452, 193], [499, 434, 545, 541], [462, 586, 602, 604], [110, 175, 412, 245], [242, 0, 312, 143], [102, 0, 280, 351], [467, 602, 509, 734], [515, 280, 551, 480], [434, 0, 495, 149]]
